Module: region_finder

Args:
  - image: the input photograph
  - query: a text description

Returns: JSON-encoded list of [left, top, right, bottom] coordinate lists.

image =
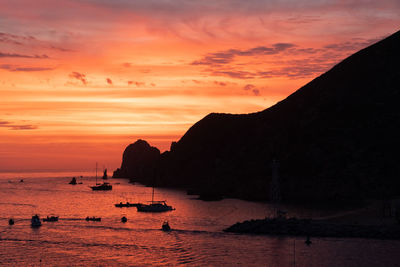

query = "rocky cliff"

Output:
[[113, 139, 160, 184], [114, 30, 400, 203]]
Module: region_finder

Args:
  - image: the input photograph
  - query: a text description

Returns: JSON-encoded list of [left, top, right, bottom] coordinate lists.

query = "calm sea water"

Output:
[[0, 172, 399, 266]]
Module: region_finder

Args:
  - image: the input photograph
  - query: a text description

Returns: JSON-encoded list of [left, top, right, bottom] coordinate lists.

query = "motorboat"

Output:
[[43, 216, 59, 222], [114, 202, 141, 208], [31, 215, 42, 227], [85, 216, 101, 221]]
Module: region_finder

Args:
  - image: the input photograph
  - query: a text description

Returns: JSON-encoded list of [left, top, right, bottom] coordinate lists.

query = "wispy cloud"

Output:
[[69, 72, 88, 85], [0, 120, 38, 130], [0, 64, 54, 72], [243, 84, 261, 96], [323, 37, 381, 52], [0, 32, 35, 45], [0, 52, 49, 59], [193, 37, 382, 80], [192, 43, 295, 66], [214, 81, 226, 86], [128, 81, 145, 87]]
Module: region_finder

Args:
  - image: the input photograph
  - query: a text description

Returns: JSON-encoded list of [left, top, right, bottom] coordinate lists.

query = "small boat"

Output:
[[115, 202, 142, 208], [136, 186, 174, 212], [121, 216, 127, 223], [85, 216, 101, 221], [9, 218, 14, 225], [43, 216, 59, 222], [31, 215, 42, 227], [91, 182, 112, 191], [69, 177, 77, 185], [90, 163, 112, 190], [162, 221, 171, 231], [136, 201, 174, 212]]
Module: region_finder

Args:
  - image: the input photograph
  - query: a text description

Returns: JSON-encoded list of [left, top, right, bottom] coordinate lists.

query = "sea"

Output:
[[0, 171, 399, 267]]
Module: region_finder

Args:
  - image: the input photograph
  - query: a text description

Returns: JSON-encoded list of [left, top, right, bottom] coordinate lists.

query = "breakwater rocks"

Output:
[[224, 217, 400, 239]]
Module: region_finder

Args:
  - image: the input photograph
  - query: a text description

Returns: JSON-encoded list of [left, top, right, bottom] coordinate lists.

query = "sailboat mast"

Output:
[[152, 186, 154, 203], [95, 162, 98, 185]]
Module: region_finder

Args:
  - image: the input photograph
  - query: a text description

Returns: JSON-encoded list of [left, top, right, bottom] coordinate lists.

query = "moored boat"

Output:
[[85, 216, 101, 221], [115, 202, 142, 208], [136, 185, 174, 212], [136, 201, 174, 212], [43, 216, 59, 222], [31, 215, 42, 227], [90, 182, 112, 191], [69, 177, 77, 185], [90, 163, 112, 190]]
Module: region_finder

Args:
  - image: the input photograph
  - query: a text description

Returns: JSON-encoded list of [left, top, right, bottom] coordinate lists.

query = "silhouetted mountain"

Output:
[[114, 30, 400, 203]]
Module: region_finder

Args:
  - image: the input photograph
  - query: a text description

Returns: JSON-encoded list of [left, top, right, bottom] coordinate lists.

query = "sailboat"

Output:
[[102, 168, 108, 180], [90, 163, 112, 191], [136, 186, 174, 212]]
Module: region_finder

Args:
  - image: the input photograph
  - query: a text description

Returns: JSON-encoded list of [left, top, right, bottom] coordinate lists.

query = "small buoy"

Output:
[[305, 235, 312, 246], [121, 216, 127, 223], [9, 218, 14, 225]]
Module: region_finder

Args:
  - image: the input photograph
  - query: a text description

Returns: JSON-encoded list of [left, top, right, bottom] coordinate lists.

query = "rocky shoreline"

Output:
[[224, 217, 400, 240]]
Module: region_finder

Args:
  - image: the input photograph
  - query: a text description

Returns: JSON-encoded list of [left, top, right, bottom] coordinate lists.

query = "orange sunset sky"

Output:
[[1, 0, 399, 172]]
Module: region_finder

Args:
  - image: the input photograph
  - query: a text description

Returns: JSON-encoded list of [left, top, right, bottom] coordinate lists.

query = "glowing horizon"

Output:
[[1, 0, 399, 172]]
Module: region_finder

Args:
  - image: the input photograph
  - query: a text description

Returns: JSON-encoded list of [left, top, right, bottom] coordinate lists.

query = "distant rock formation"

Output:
[[114, 29, 400, 203], [113, 139, 160, 184]]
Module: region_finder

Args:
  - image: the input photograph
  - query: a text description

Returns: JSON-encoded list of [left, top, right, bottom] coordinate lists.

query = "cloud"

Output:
[[0, 32, 23, 45], [243, 84, 256, 90], [323, 37, 381, 52], [128, 81, 145, 86], [106, 78, 113, 85], [0, 52, 49, 59], [194, 37, 380, 80], [211, 70, 255, 79], [0, 120, 38, 130], [122, 62, 132, 68], [0, 32, 37, 46], [191, 43, 295, 66], [0, 64, 54, 72], [252, 89, 260, 96], [49, 45, 73, 52], [243, 84, 261, 96], [69, 72, 87, 85], [214, 81, 226, 86]]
